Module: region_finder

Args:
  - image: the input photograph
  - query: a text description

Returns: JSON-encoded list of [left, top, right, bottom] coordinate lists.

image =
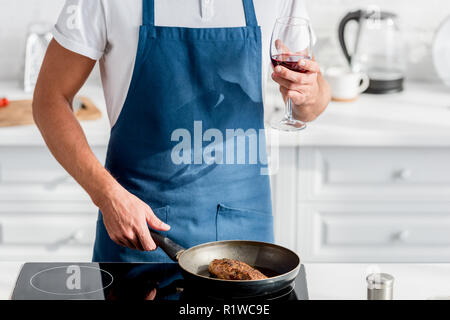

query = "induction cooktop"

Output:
[[11, 263, 308, 300]]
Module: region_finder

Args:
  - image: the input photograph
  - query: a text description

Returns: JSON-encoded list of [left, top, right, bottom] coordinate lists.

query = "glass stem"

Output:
[[285, 98, 294, 121]]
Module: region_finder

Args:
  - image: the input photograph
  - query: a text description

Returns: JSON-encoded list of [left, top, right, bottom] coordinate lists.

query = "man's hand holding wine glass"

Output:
[[271, 58, 322, 122], [269, 17, 330, 131]]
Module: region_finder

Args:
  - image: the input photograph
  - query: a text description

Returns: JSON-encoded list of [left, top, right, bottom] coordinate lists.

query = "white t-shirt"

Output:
[[53, 0, 312, 127]]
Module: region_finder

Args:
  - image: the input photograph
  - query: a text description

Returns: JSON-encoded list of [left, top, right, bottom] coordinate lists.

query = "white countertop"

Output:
[[1, 81, 449, 147], [275, 81, 450, 147], [2, 262, 450, 300], [306, 263, 450, 300]]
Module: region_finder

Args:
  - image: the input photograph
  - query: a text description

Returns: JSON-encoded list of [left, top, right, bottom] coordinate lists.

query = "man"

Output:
[[33, 0, 330, 262]]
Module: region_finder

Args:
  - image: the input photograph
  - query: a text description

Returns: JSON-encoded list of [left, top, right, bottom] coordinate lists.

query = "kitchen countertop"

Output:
[[1, 262, 450, 300], [0, 81, 110, 147], [275, 81, 450, 147], [1, 81, 449, 147]]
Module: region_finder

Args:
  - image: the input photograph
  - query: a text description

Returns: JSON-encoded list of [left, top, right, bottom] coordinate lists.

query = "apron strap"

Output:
[[142, 0, 258, 27], [242, 0, 258, 27], [142, 0, 155, 26]]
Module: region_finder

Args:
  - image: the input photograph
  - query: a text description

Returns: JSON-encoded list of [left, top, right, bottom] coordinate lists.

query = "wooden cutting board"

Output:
[[0, 96, 102, 127]]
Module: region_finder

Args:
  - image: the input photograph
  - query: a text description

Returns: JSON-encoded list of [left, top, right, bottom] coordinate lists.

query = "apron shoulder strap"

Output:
[[142, 0, 155, 26], [142, 0, 259, 27], [242, 0, 258, 27]]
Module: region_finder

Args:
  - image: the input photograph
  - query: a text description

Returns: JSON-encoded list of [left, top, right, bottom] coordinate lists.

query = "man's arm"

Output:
[[33, 40, 170, 251]]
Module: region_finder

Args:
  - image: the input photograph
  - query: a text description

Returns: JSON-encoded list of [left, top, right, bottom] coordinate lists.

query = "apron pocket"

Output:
[[216, 204, 274, 242]]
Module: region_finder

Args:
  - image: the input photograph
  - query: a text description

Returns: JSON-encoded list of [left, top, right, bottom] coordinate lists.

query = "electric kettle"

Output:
[[338, 8, 406, 94]]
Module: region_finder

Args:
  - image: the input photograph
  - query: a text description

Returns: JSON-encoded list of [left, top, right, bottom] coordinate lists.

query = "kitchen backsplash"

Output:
[[1, 0, 449, 82]]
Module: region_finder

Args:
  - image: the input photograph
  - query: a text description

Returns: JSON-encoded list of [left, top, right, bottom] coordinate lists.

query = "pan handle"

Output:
[[150, 231, 185, 262]]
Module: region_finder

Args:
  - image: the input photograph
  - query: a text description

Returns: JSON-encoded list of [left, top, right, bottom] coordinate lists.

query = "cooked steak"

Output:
[[208, 258, 268, 280]]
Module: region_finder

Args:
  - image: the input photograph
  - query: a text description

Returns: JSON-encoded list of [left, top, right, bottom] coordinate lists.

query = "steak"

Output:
[[208, 258, 268, 280]]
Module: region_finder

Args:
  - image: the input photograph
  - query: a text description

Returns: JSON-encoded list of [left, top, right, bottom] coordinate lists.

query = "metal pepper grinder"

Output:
[[366, 273, 394, 300]]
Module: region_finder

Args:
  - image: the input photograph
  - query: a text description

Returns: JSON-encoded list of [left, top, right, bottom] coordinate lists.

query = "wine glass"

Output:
[[270, 17, 313, 131]]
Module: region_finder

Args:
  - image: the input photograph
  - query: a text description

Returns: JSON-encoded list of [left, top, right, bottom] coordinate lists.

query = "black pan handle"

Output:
[[150, 231, 185, 262], [338, 10, 363, 65]]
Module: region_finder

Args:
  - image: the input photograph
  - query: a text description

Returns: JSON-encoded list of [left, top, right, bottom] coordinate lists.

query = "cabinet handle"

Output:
[[46, 229, 86, 251], [72, 230, 85, 242], [44, 174, 71, 190], [393, 230, 410, 242], [392, 169, 412, 181]]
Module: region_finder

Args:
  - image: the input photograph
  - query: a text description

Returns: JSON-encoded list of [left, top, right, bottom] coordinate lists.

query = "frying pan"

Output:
[[150, 231, 301, 298]]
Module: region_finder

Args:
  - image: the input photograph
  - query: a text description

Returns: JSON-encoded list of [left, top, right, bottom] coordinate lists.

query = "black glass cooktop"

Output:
[[12, 263, 308, 301]]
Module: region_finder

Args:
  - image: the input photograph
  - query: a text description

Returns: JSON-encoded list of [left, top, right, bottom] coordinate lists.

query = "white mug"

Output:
[[325, 67, 370, 102]]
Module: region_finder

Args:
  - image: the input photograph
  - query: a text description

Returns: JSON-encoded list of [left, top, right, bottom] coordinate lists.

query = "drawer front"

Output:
[[299, 147, 450, 201], [0, 146, 107, 200], [0, 214, 96, 247], [0, 246, 93, 262], [298, 204, 450, 262]]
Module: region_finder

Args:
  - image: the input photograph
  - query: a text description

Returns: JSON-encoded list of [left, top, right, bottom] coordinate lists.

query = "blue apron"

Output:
[[93, 0, 273, 263]]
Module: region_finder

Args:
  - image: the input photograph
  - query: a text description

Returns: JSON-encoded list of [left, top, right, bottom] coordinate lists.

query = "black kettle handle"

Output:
[[150, 230, 185, 262], [338, 10, 363, 65]]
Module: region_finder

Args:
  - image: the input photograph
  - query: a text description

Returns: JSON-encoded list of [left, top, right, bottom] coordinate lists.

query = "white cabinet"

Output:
[[0, 215, 95, 245], [285, 146, 450, 263], [299, 148, 450, 202], [3, 144, 450, 263], [0, 146, 106, 261], [298, 203, 450, 262], [271, 147, 298, 251], [0, 147, 92, 201]]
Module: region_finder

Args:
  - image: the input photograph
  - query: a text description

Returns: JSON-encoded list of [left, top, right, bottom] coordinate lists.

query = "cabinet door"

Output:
[[271, 147, 298, 251], [0, 146, 106, 261], [0, 213, 97, 261], [298, 147, 450, 202], [0, 246, 94, 262], [298, 203, 450, 262], [0, 146, 107, 201]]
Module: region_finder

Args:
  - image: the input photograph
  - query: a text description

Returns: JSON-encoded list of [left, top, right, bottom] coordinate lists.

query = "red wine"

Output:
[[271, 54, 309, 73]]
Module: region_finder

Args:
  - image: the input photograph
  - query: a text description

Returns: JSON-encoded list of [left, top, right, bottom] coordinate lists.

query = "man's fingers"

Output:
[[122, 237, 137, 250], [116, 239, 130, 248], [113, 230, 153, 251], [134, 239, 145, 251], [288, 90, 307, 106], [272, 74, 302, 91], [298, 58, 320, 73], [273, 66, 302, 83], [146, 210, 171, 231], [136, 227, 157, 251], [280, 87, 307, 106], [272, 74, 315, 93], [273, 67, 314, 84], [130, 231, 145, 251], [110, 233, 132, 249], [126, 232, 142, 251]]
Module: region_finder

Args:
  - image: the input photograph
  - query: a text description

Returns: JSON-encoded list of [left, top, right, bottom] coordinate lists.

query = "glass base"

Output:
[[270, 117, 307, 132]]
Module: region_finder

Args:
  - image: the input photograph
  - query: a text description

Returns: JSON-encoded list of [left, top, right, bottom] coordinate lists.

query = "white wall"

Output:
[[0, 0, 449, 82], [308, 0, 450, 33], [1, 0, 65, 82], [307, 0, 450, 82]]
